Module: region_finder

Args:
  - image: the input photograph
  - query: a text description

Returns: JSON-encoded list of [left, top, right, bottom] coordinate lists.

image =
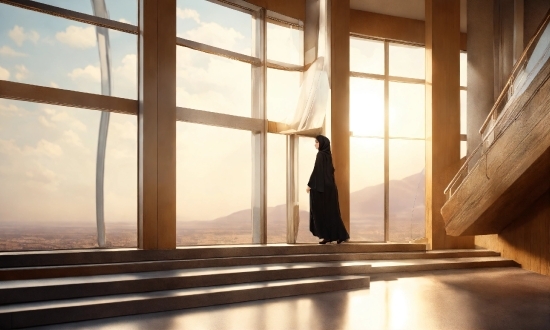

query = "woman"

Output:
[[307, 135, 350, 244]]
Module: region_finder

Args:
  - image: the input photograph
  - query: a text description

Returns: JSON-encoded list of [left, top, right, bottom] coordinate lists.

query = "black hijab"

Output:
[[309, 135, 335, 192]]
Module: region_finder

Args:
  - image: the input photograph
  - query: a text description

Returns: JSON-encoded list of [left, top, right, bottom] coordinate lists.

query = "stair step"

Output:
[[0, 275, 370, 329], [0, 261, 371, 305], [0, 243, 426, 269], [367, 257, 519, 274], [0, 249, 499, 281]]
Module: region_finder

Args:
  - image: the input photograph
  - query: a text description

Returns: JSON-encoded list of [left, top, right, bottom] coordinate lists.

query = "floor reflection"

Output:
[[33, 267, 550, 330]]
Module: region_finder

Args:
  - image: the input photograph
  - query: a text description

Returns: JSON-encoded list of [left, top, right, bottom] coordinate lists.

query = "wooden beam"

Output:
[[0, 80, 137, 114], [425, 0, 473, 249], [244, 0, 305, 21], [351, 9, 467, 51]]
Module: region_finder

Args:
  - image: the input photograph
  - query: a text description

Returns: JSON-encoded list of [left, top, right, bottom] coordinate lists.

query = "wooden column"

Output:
[[425, 0, 473, 249], [329, 0, 350, 232], [138, 0, 176, 250]]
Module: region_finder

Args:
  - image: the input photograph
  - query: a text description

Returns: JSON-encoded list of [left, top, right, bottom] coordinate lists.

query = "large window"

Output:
[[0, 0, 138, 250], [175, 0, 303, 245], [350, 37, 426, 242]]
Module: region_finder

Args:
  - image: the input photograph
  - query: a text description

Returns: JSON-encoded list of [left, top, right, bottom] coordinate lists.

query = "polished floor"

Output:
[[31, 267, 550, 330]]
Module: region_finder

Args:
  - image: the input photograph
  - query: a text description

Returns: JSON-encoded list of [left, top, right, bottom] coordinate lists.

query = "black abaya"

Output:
[[308, 135, 350, 242]]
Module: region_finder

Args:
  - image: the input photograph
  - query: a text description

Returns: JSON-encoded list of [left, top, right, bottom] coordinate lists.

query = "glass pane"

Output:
[[0, 99, 137, 251], [389, 43, 425, 79], [297, 136, 319, 243], [460, 90, 467, 135], [267, 22, 303, 65], [176, 46, 251, 117], [267, 68, 301, 122], [350, 137, 384, 241], [350, 37, 384, 75], [350, 77, 384, 137], [32, 0, 138, 25], [460, 52, 467, 87], [267, 133, 286, 243], [389, 139, 425, 242], [0, 4, 137, 99], [176, 0, 252, 56], [176, 122, 252, 245], [389, 82, 425, 139]]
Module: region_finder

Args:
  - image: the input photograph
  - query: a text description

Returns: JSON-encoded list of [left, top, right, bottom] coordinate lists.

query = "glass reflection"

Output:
[[176, 0, 252, 56], [267, 133, 286, 243], [0, 3, 137, 99], [350, 77, 384, 137], [350, 37, 384, 75], [389, 82, 425, 139], [267, 22, 303, 65], [176, 122, 252, 245], [389, 139, 425, 242], [350, 137, 384, 241], [0, 99, 137, 250], [267, 69, 301, 122], [176, 46, 252, 117], [389, 43, 425, 79], [32, 0, 138, 25]]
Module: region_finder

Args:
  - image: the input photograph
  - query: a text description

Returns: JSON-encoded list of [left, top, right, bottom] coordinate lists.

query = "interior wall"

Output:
[[476, 190, 550, 276]]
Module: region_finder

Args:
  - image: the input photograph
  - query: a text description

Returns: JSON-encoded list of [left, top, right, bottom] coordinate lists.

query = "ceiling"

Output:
[[350, 0, 467, 33]]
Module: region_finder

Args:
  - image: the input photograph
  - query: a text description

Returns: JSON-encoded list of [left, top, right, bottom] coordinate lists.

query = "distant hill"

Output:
[[177, 170, 426, 231]]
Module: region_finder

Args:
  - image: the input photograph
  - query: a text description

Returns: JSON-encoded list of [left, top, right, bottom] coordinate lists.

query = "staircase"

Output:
[[0, 244, 518, 329]]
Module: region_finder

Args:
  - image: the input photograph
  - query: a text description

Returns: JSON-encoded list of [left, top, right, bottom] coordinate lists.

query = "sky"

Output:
[[0, 0, 443, 227]]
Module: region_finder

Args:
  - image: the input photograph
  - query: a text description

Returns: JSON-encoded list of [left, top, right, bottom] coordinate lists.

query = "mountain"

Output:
[[177, 170, 426, 229]]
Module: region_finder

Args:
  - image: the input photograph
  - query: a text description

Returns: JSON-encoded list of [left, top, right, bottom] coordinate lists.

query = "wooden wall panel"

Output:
[[476, 190, 550, 276], [350, 9, 467, 50]]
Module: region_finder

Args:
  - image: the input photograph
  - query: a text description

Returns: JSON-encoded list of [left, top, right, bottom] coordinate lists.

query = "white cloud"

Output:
[[8, 25, 39, 47], [119, 18, 130, 24], [0, 45, 27, 57], [177, 8, 200, 23], [68, 65, 100, 82], [183, 22, 244, 51], [35, 139, 63, 158], [43, 108, 87, 131], [38, 116, 55, 128], [111, 121, 136, 141], [0, 103, 24, 117], [50, 81, 59, 88], [56, 26, 96, 49], [15, 65, 28, 81], [62, 130, 83, 147], [114, 54, 136, 84], [0, 66, 9, 80]]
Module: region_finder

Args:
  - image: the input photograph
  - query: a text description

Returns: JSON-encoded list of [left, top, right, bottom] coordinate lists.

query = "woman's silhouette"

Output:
[[306, 135, 350, 244]]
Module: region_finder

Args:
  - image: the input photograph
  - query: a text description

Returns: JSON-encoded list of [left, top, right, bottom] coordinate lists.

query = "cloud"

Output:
[[68, 65, 100, 82], [119, 18, 131, 24], [43, 108, 87, 131], [62, 130, 84, 147], [0, 103, 24, 117], [15, 65, 28, 81], [50, 81, 59, 88], [56, 26, 96, 49], [8, 25, 40, 46], [114, 54, 136, 84], [35, 139, 63, 158], [0, 66, 9, 80], [182, 22, 244, 52], [177, 8, 200, 23], [0, 45, 27, 57]]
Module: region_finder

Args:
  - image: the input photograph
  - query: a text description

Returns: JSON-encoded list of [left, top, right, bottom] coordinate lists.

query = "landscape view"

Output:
[[0, 171, 425, 251]]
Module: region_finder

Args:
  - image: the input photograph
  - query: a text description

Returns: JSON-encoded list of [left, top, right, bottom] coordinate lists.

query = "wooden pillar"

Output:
[[425, 0, 473, 249], [138, 0, 176, 250], [329, 0, 350, 232]]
